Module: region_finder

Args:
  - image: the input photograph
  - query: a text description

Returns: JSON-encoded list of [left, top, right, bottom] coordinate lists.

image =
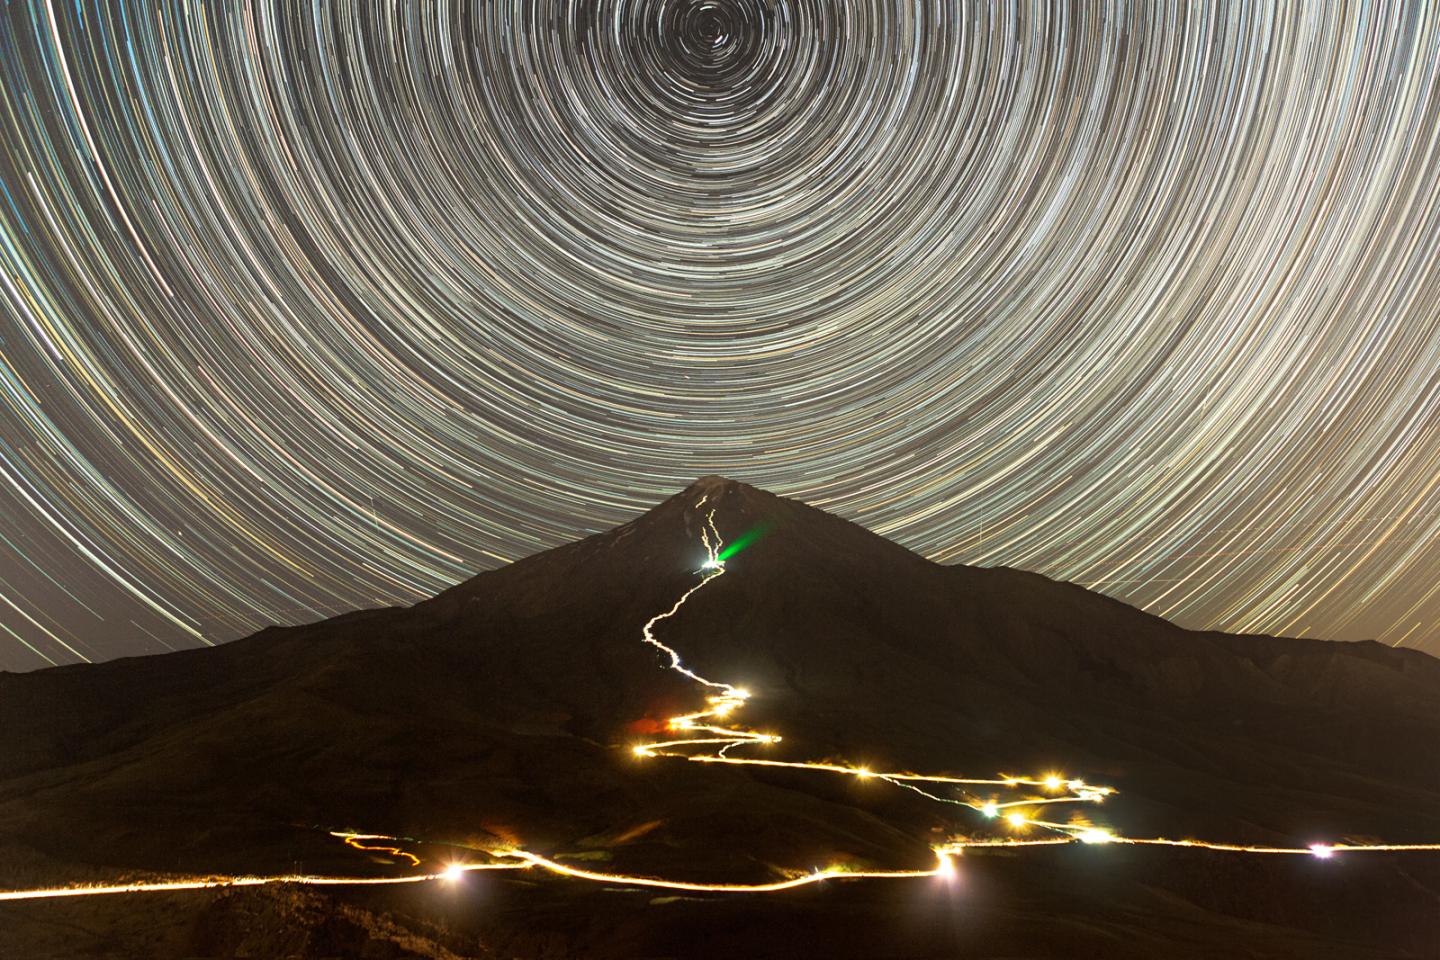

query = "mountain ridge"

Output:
[[2, 476, 1439, 958]]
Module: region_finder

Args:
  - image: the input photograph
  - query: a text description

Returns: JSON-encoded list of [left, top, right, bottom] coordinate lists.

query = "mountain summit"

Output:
[[2, 479, 1439, 958]]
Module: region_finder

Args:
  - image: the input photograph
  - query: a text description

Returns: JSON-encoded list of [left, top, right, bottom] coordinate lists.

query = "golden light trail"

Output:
[[339, 832, 422, 866], [615, 502, 1440, 876], [488, 849, 956, 893], [623, 502, 1130, 855], [0, 831, 539, 902], [0, 870, 463, 902], [6, 500, 1440, 905]]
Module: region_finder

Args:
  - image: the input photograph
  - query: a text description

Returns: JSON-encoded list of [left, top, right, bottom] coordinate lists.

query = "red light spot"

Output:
[[626, 716, 670, 734]]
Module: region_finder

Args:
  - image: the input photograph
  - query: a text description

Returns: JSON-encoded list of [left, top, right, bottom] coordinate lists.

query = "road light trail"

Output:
[[0, 868, 492, 902], [488, 848, 956, 892], [0, 831, 531, 902], [628, 501, 1121, 838], [340, 832, 422, 866], [632, 498, 777, 757], [621, 499, 1440, 871]]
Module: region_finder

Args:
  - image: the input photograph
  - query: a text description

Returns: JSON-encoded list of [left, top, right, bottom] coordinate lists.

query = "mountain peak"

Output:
[[687, 473, 738, 490], [679, 474, 759, 504], [650, 475, 785, 534], [636, 475, 935, 584]]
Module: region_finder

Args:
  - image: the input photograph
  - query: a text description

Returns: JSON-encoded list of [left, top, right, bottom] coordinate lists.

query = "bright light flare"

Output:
[[1077, 828, 1115, 845], [442, 863, 468, 882], [980, 801, 999, 818], [1309, 843, 1335, 859], [1006, 812, 1029, 829]]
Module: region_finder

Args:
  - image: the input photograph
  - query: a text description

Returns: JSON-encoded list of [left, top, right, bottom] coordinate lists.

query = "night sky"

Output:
[[2, 2, 1439, 671]]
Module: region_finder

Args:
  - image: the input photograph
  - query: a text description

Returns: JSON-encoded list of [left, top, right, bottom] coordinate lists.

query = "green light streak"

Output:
[[716, 523, 769, 562]]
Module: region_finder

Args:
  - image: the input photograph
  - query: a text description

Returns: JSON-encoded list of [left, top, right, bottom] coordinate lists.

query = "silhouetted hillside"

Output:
[[2, 477, 1438, 958]]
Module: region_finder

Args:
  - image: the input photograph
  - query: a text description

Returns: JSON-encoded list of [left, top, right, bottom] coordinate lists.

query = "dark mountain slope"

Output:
[[2, 476, 1438, 958]]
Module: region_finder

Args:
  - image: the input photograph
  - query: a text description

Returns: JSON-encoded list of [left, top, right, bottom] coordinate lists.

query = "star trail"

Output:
[[2, 1, 1440, 670]]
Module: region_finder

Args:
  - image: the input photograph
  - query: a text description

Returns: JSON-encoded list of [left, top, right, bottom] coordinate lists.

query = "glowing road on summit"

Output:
[[4, 499, 1440, 903]]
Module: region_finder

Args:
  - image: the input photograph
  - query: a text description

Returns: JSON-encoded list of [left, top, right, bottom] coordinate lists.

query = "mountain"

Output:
[[2, 476, 1438, 959]]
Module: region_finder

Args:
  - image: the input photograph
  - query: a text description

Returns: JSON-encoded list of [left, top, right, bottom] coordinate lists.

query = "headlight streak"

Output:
[[0, 865, 519, 903], [490, 848, 955, 893], [7, 501, 1440, 905], [338, 831, 421, 867]]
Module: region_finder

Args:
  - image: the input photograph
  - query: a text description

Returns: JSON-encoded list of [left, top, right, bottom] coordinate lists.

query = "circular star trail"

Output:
[[2, 1, 1440, 669]]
